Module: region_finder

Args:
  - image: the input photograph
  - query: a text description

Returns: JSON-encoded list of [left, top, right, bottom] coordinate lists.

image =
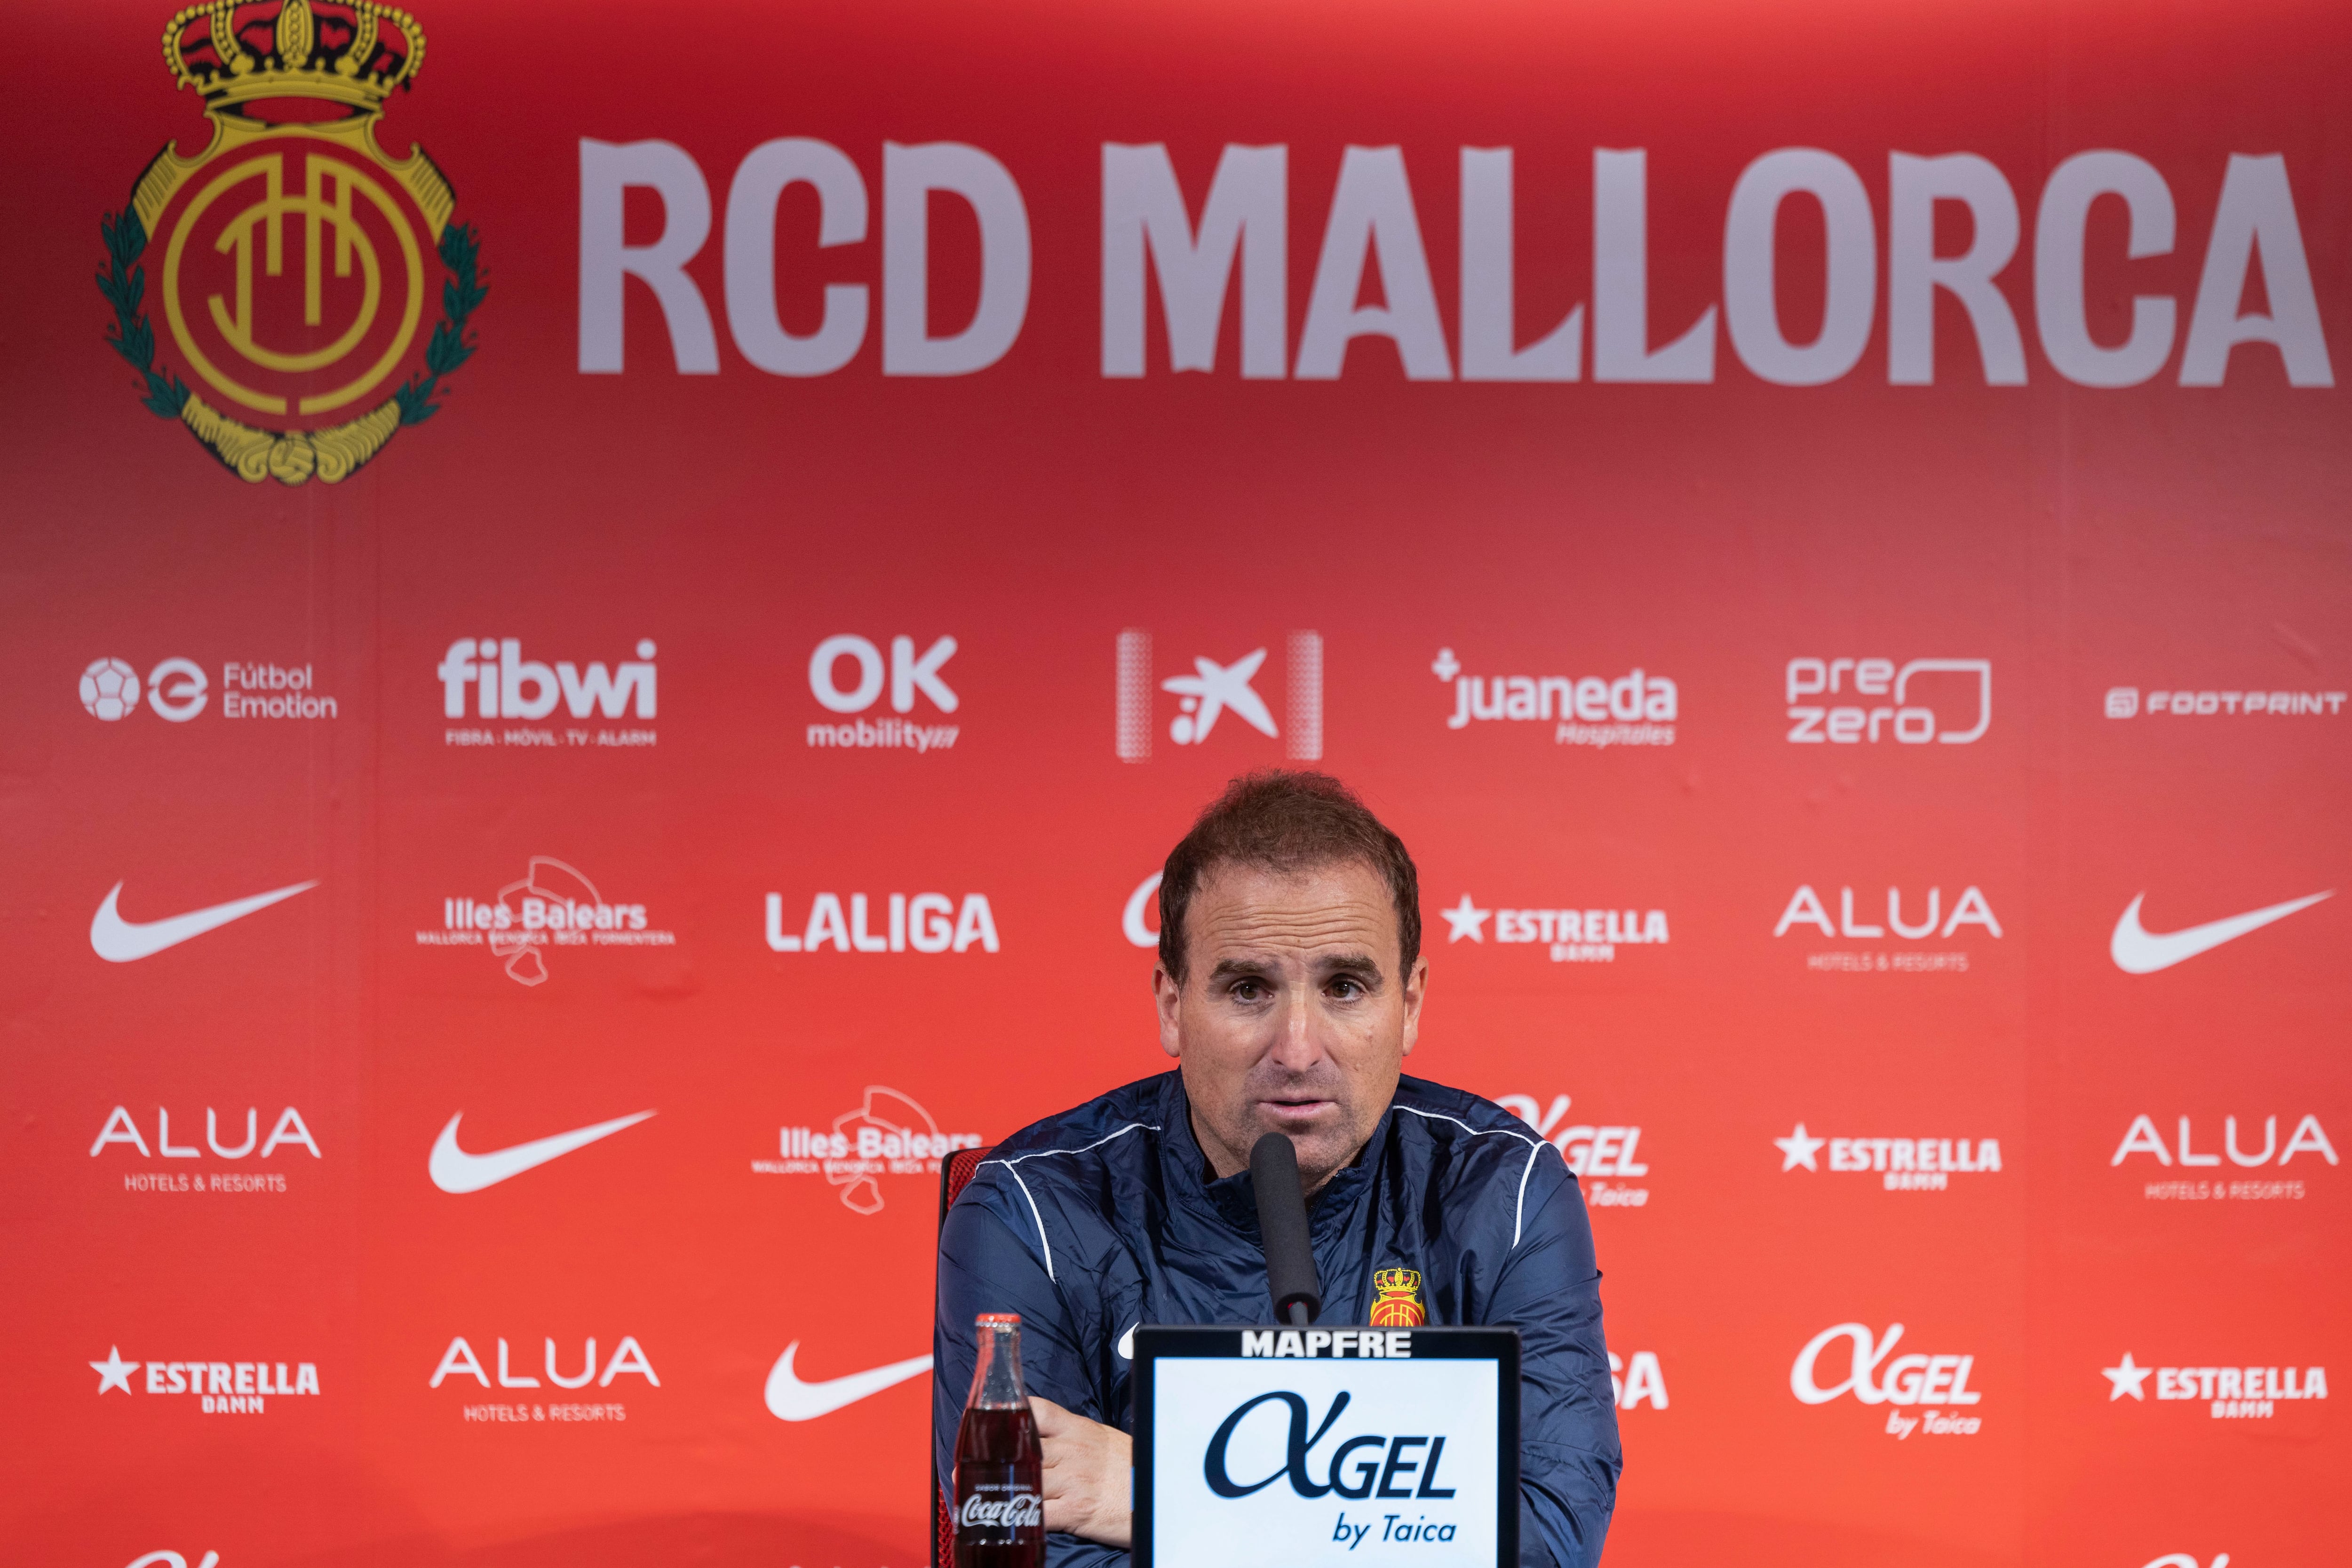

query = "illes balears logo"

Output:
[[96, 0, 482, 485]]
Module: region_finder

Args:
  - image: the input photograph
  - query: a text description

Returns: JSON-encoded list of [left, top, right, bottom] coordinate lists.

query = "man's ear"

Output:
[[1398, 954, 1430, 1058], [1152, 964, 1184, 1059]]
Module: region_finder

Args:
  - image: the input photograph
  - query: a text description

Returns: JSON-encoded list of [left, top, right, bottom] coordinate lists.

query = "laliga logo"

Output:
[[1791, 1323, 1982, 1410], [96, 0, 482, 485], [1785, 658, 1990, 744]]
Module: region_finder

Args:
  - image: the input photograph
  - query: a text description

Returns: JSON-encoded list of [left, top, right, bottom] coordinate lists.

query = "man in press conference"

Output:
[[934, 772, 1621, 1567]]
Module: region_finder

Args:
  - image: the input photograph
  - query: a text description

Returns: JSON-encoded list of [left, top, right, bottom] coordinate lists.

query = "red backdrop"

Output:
[[2, 2, 2345, 1566]]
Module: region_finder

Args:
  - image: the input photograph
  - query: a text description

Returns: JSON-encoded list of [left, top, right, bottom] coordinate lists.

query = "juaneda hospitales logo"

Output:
[[1431, 648, 1677, 747], [98, 1, 482, 484]]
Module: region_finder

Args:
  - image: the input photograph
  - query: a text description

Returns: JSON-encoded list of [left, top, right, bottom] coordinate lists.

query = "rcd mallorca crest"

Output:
[[97, 0, 482, 484], [1368, 1267, 1427, 1328]]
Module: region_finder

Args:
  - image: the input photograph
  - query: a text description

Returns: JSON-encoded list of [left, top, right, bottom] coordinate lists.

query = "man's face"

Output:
[[1153, 859, 1427, 1194]]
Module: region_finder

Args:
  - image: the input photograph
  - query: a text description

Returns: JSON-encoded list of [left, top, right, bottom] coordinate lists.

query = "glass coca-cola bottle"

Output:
[[954, 1313, 1044, 1567]]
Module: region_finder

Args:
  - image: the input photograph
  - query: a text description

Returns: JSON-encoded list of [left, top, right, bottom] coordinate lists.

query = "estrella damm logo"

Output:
[[95, 0, 483, 485], [1368, 1266, 1427, 1328]]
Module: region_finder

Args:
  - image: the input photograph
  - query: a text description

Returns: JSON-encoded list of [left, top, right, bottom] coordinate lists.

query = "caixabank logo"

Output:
[[97, 0, 481, 485]]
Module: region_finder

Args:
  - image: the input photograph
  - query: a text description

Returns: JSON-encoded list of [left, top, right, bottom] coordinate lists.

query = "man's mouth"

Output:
[[1259, 1098, 1336, 1125]]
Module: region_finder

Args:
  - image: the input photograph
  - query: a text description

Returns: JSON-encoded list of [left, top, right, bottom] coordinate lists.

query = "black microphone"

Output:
[[1250, 1132, 1322, 1327]]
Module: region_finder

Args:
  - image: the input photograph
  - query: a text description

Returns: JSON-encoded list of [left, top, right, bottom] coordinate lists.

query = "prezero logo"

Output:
[[80, 657, 208, 721], [806, 634, 960, 752], [1786, 658, 1990, 744]]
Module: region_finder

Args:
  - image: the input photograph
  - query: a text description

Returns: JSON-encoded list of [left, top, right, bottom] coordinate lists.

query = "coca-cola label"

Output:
[[958, 1485, 1043, 1531]]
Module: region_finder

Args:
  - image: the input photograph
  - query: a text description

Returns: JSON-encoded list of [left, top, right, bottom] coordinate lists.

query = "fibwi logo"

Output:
[[98, 1, 481, 484], [438, 638, 657, 748]]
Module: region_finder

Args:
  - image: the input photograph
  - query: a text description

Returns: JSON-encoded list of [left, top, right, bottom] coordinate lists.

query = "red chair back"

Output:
[[933, 1144, 994, 1568]]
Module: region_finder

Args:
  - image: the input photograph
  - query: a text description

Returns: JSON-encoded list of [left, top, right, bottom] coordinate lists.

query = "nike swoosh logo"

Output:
[[2111, 890, 2334, 974], [1117, 1323, 1136, 1361], [429, 1110, 656, 1194], [764, 1342, 933, 1421], [90, 879, 319, 962]]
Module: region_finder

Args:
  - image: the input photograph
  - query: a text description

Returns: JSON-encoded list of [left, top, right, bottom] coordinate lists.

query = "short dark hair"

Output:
[[1158, 771, 1422, 983]]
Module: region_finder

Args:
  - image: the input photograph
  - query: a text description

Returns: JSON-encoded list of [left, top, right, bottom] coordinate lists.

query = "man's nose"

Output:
[[1266, 983, 1331, 1068]]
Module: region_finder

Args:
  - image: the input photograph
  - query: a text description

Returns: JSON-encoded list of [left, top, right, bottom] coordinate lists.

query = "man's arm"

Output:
[[1484, 1156, 1622, 1568], [936, 1186, 1131, 1566]]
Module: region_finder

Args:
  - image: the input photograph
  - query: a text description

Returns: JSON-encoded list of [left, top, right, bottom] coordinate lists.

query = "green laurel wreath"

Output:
[[396, 222, 486, 424], [95, 207, 486, 468], [96, 209, 189, 419]]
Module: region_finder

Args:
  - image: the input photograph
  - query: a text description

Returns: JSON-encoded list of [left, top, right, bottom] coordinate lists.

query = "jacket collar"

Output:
[[1157, 1071, 1391, 1242]]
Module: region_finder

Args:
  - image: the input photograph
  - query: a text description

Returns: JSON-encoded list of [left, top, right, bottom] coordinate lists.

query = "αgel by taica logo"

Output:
[[99, 1, 483, 485], [1790, 1322, 1984, 1438], [1203, 1390, 1460, 1505]]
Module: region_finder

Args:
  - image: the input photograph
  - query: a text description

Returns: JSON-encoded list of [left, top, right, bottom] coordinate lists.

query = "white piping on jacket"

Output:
[[1390, 1106, 1547, 1249], [978, 1122, 1160, 1283]]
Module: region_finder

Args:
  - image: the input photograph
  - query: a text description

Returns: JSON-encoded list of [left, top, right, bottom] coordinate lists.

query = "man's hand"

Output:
[[1030, 1394, 1132, 1548]]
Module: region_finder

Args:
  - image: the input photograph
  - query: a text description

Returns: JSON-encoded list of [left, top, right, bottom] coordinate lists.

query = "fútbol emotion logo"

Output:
[[99, 0, 483, 485]]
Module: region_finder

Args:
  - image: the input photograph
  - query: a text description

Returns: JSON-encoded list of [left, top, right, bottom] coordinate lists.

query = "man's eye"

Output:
[[1328, 977, 1365, 999], [1230, 979, 1267, 1001]]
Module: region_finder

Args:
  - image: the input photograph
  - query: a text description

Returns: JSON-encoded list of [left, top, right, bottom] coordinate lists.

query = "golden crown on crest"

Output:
[[162, 0, 424, 115]]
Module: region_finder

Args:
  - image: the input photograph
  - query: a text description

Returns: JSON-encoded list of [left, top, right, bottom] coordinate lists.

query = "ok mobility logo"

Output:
[[97, 0, 482, 485]]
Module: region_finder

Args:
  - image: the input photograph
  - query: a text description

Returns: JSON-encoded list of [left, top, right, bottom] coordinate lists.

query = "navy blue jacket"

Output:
[[934, 1071, 1621, 1568]]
